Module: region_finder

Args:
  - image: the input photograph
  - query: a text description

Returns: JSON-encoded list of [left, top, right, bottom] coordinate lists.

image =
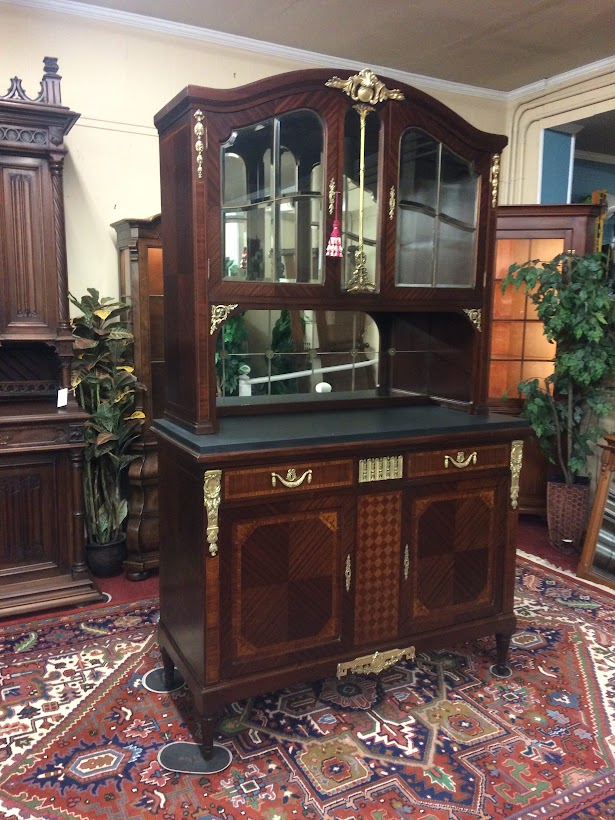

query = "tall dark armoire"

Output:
[[0, 58, 103, 617]]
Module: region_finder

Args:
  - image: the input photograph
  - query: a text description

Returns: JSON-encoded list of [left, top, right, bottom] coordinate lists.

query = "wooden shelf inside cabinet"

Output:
[[0, 58, 102, 616], [151, 67, 525, 768], [488, 204, 602, 517], [112, 215, 164, 580]]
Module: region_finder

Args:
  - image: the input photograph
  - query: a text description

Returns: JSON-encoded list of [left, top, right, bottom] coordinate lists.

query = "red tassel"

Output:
[[326, 192, 344, 258]]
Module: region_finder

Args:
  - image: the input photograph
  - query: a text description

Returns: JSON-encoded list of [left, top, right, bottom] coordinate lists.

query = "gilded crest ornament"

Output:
[[326, 68, 405, 105]]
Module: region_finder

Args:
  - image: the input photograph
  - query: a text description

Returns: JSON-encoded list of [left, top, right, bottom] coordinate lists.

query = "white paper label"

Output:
[[57, 387, 68, 407]]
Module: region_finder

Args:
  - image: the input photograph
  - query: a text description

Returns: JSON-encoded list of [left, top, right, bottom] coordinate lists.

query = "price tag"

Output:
[[57, 387, 68, 408]]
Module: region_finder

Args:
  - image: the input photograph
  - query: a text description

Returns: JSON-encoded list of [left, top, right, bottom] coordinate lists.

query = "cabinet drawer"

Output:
[[224, 458, 353, 500], [0, 423, 78, 450], [407, 443, 509, 478]]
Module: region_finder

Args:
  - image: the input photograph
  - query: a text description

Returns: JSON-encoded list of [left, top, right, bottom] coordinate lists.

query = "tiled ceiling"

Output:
[[63, 0, 614, 92]]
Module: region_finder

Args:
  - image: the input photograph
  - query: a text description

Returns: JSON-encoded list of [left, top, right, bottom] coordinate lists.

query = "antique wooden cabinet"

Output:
[[489, 204, 602, 515], [0, 58, 102, 617], [153, 68, 527, 762], [112, 215, 164, 579]]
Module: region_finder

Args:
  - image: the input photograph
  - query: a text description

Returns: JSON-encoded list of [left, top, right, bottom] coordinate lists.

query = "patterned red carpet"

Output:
[[0, 556, 613, 820]]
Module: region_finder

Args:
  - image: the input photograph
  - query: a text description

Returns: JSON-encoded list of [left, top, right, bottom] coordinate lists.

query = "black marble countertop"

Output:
[[152, 404, 528, 455]]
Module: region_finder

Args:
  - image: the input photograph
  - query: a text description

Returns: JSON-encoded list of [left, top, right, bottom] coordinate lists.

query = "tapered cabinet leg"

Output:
[[157, 710, 232, 774], [200, 716, 216, 759], [142, 644, 184, 693], [491, 632, 513, 678], [161, 645, 175, 690]]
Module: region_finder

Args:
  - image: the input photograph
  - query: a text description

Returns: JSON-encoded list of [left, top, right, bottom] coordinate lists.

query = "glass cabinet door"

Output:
[[489, 236, 561, 401], [396, 128, 478, 288], [221, 110, 324, 284]]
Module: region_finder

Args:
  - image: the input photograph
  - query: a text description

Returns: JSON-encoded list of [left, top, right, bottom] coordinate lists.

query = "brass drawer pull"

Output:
[[337, 646, 415, 678], [271, 468, 313, 488], [444, 451, 477, 469]]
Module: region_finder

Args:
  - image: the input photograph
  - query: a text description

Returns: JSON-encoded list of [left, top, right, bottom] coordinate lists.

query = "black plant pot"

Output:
[[86, 536, 127, 578]]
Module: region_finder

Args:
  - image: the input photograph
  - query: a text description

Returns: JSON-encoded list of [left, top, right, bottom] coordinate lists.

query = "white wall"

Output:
[[1, 2, 508, 303]]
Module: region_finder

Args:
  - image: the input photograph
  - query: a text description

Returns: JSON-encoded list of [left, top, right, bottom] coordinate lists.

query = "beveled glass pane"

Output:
[[489, 360, 522, 399], [527, 237, 565, 263], [439, 146, 478, 226], [521, 360, 554, 383], [491, 321, 524, 357], [223, 203, 274, 281], [495, 238, 532, 279], [277, 197, 322, 283], [523, 323, 555, 361], [399, 129, 438, 210], [278, 110, 323, 197], [493, 278, 527, 320], [222, 120, 273, 206], [435, 219, 475, 286], [396, 210, 435, 285], [396, 129, 438, 286]]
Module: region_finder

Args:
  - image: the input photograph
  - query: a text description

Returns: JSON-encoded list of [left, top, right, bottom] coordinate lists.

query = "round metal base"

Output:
[[143, 666, 185, 693], [158, 741, 233, 774], [490, 663, 513, 679]]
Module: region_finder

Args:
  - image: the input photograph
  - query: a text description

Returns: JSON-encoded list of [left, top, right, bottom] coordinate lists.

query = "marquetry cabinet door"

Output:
[[401, 472, 510, 633], [219, 492, 354, 679]]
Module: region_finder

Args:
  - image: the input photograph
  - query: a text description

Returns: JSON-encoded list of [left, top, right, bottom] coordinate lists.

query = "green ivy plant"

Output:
[[502, 251, 615, 485], [70, 289, 145, 544]]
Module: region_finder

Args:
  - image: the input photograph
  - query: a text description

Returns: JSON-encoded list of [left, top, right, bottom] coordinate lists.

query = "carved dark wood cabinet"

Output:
[[0, 58, 102, 617], [153, 67, 527, 760], [489, 204, 602, 515], [112, 215, 164, 579]]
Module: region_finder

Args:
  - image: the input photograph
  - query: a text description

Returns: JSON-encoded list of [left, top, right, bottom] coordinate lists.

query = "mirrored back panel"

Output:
[[216, 309, 379, 405]]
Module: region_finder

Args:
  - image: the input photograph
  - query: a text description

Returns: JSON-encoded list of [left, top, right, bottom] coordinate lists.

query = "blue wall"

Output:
[[541, 129, 573, 204]]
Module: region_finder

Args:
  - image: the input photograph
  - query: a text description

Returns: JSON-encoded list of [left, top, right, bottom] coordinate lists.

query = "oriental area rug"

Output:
[[1, 557, 614, 820]]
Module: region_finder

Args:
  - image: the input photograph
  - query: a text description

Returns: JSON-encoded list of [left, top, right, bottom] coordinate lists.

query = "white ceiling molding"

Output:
[[1, 0, 507, 101], [507, 55, 615, 102], [3, 0, 614, 103]]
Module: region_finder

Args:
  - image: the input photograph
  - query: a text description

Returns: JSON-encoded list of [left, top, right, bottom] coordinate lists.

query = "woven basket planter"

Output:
[[547, 481, 590, 553]]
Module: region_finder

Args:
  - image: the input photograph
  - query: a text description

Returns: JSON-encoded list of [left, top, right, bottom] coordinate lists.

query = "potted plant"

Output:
[[70, 289, 145, 576], [502, 251, 615, 552]]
